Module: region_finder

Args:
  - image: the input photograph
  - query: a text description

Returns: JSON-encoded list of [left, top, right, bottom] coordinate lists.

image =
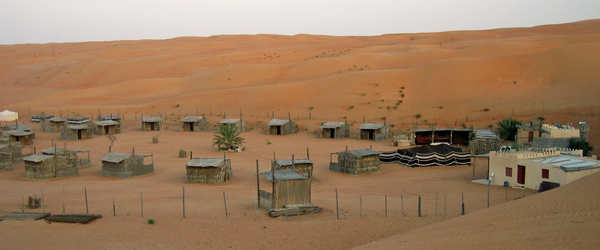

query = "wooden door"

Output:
[[517, 165, 526, 185]]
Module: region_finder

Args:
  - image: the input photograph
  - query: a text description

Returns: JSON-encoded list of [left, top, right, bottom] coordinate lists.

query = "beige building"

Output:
[[488, 148, 600, 190], [517, 120, 581, 145]]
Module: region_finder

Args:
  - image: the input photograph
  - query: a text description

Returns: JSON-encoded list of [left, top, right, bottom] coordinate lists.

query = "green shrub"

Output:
[[147, 218, 155, 225]]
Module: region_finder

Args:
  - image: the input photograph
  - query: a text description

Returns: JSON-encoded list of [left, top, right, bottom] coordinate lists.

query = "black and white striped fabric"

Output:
[[380, 144, 471, 167]]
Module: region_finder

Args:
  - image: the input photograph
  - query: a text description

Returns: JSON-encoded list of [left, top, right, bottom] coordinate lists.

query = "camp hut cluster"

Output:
[[23, 154, 78, 179], [217, 119, 246, 132], [319, 122, 350, 139], [100, 152, 154, 178], [358, 123, 389, 141], [272, 158, 313, 179], [266, 119, 296, 135], [181, 116, 208, 132], [258, 169, 312, 210], [61, 125, 93, 140], [186, 158, 232, 183], [330, 148, 381, 175], [141, 117, 162, 131], [40, 147, 91, 168]]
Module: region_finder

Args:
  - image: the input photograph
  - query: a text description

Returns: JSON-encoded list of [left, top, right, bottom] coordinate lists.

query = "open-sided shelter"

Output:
[[42, 117, 66, 133], [93, 120, 121, 135], [66, 114, 90, 125], [181, 116, 208, 132], [272, 158, 313, 178], [141, 117, 162, 131], [358, 123, 389, 141], [258, 169, 312, 210], [266, 119, 296, 135], [217, 119, 246, 132], [186, 158, 232, 183], [319, 122, 350, 139], [413, 127, 472, 145], [380, 144, 471, 167], [61, 125, 93, 140], [100, 152, 154, 178], [24, 154, 78, 179], [40, 147, 91, 168], [330, 148, 380, 175], [2, 130, 34, 146]]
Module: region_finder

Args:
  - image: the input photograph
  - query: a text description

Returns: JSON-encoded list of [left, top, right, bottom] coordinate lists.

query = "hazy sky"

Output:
[[1, 0, 598, 45]]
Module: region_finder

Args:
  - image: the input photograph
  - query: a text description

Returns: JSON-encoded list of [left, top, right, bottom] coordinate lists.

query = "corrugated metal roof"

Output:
[[23, 154, 53, 162], [342, 148, 380, 158], [182, 116, 205, 122], [93, 120, 119, 126], [142, 117, 161, 122], [99, 114, 121, 120], [358, 123, 385, 130], [260, 169, 307, 181], [274, 159, 313, 166], [40, 147, 89, 154], [67, 125, 89, 130], [531, 156, 600, 172], [319, 122, 347, 129], [3, 130, 33, 136], [218, 119, 240, 124], [474, 129, 499, 140], [267, 119, 290, 126], [186, 158, 226, 167]]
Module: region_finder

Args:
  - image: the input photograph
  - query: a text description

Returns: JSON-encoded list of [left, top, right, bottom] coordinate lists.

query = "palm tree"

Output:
[[213, 124, 245, 150], [495, 118, 521, 140]]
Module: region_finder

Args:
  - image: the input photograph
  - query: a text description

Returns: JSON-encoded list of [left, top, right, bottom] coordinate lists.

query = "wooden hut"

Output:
[[31, 113, 54, 123], [266, 119, 296, 135], [66, 114, 90, 125], [392, 131, 414, 146], [258, 169, 312, 210], [181, 116, 208, 132], [23, 154, 78, 179], [2, 130, 34, 146], [93, 120, 121, 135], [100, 152, 154, 178], [0, 143, 23, 163], [358, 123, 389, 141], [319, 122, 350, 139], [186, 158, 232, 183], [468, 129, 501, 155], [217, 119, 246, 132], [141, 117, 161, 131], [40, 147, 91, 168], [61, 125, 93, 141], [330, 148, 380, 175], [272, 158, 313, 179], [42, 117, 66, 133], [99, 114, 122, 123], [0, 148, 12, 170], [6, 124, 35, 134]]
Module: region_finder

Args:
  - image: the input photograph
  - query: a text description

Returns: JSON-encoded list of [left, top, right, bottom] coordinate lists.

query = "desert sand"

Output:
[[0, 20, 599, 249]]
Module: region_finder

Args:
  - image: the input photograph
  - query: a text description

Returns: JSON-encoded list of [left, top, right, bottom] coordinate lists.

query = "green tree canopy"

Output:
[[495, 118, 521, 141], [213, 124, 245, 150], [570, 138, 594, 157]]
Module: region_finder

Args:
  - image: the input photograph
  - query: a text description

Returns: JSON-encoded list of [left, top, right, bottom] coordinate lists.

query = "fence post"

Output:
[[62, 187, 66, 214], [41, 188, 45, 213], [444, 193, 447, 216], [335, 188, 339, 220], [360, 194, 363, 217], [418, 196, 421, 217], [505, 186, 508, 202], [182, 186, 186, 218], [22, 195, 24, 212], [461, 192, 465, 215], [435, 192, 438, 215], [385, 195, 388, 217], [113, 198, 116, 216], [223, 191, 228, 217], [141, 192, 144, 217], [84, 187, 88, 214], [401, 194, 404, 216]]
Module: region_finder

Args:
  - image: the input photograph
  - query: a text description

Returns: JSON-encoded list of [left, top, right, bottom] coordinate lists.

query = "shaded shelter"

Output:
[[319, 122, 350, 139], [358, 123, 389, 141], [24, 154, 78, 179], [468, 129, 500, 155], [93, 120, 121, 135], [258, 169, 312, 210], [330, 148, 380, 175], [272, 158, 313, 178], [266, 119, 296, 135], [3, 130, 34, 146], [61, 125, 93, 140], [100, 152, 154, 178], [141, 117, 162, 131], [40, 147, 91, 168], [181, 116, 208, 132], [42, 117, 66, 133], [186, 158, 232, 183]]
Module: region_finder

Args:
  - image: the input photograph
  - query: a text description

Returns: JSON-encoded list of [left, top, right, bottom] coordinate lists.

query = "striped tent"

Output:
[[380, 144, 471, 167]]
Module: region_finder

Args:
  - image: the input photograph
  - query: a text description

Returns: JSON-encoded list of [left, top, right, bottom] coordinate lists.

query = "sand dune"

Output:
[[0, 20, 599, 249]]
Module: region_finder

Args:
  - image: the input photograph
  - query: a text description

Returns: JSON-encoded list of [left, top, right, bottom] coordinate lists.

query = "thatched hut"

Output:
[[99, 114, 122, 123], [100, 152, 154, 178], [330, 148, 380, 175], [217, 119, 246, 132], [42, 117, 66, 133], [0, 147, 12, 170], [66, 114, 90, 125], [258, 169, 311, 210], [0, 143, 23, 163], [61, 125, 93, 140], [181, 116, 208, 132], [93, 120, 121, 135], [40, 147, 91, 168], [319, 122, 350, 139], [266, 119, 296, 135], [272, 158, 313, 179], [186, 158, 232, 183], [468, 129, 501, 155], [24, 154, 78, 179], [141, 117, 161, 131], [3, 130, 34, 146], [358, 123, 389, 141], [31, 113, 54, 123]]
